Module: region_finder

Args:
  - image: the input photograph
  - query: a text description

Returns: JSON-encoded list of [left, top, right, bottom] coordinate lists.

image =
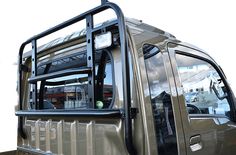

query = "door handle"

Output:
[[189, 135, 202, 152]]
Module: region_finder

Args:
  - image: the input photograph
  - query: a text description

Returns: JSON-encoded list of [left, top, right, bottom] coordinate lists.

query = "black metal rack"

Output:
[[17, 0, 136, 154]]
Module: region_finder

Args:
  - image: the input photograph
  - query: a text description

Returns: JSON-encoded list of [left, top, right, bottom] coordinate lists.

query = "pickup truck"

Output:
[[15, 0, 236, 155]]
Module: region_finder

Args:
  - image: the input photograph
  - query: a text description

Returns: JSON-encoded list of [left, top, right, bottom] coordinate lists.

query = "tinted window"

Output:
[[143, 44, 178, 155], [176, 54, 231, 117], [29, 50, 113, 110]]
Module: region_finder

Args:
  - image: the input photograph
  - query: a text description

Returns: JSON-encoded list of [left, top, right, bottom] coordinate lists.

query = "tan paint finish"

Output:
[[17, 19, 236, 155]]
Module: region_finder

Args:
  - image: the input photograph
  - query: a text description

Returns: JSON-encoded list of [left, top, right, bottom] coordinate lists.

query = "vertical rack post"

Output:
[[31, 40, 38, 109], [86, 15, 95, 108], [18, 3, 136, 154], [101, 0, 108, 5]]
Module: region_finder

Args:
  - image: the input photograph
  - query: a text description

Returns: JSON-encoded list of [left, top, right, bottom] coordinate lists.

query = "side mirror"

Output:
[[210, 79, 228, 100]]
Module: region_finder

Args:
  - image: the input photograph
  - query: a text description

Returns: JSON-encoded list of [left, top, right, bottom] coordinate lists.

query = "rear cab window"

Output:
[[28, 48, 114, 110]]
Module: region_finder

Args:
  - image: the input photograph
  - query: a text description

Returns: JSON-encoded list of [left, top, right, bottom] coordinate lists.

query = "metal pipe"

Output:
[[18, 2, 136, 154], [101, 0, 108, 5]]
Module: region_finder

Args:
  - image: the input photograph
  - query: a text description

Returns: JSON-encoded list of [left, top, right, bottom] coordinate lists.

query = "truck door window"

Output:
[[143, 44, 178, 155], [29, 50, 114, 110], [175, 54, 231, 117]]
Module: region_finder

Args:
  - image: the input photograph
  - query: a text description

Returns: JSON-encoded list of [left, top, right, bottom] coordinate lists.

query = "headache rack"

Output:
[[16, 0, 136, 154]]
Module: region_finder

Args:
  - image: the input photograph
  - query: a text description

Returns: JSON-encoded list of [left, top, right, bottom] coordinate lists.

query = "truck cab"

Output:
[[16, 1, 236, 155]]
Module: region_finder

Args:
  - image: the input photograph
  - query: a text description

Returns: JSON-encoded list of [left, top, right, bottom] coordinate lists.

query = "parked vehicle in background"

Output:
[[185, 92, 199, 103], [15, 0, 236, 155]]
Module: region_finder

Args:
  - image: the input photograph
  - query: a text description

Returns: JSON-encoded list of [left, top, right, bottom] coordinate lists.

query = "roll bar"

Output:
[[17, 1, 136, 154]]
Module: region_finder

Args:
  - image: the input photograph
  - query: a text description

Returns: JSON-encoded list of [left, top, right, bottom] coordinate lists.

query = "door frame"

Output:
[[136, 42, 187, 155], [167, 42, 236, 155]]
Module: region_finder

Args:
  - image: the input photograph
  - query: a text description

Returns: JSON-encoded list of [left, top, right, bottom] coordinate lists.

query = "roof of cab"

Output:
[[23, 17, 218, 65], [125, 18, 179, 50], [22, 17, 217, 67], [23, 18, 179, 58], [126, 19, 216, 63]]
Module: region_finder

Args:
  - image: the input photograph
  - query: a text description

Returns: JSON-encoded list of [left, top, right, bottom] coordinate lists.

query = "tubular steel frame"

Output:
[[17, 1, 136, 154]]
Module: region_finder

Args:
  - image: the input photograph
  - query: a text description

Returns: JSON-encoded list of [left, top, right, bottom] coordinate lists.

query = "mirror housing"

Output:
[[210, 80, 228, 100]]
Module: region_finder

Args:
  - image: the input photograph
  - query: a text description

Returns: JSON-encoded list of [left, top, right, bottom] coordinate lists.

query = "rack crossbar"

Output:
[[28, 67, 91, 83]]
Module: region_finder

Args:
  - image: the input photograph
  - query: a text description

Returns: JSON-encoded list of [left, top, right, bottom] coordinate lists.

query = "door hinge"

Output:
[[130, 108, 138, 119], [121, 108, 138, 119]]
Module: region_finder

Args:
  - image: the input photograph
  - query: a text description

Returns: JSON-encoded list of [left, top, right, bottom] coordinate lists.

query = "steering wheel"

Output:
[[187, 104, 201, 114]]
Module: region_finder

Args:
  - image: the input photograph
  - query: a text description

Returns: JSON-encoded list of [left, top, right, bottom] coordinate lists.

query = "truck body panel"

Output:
[[16, 1, 236, 155]]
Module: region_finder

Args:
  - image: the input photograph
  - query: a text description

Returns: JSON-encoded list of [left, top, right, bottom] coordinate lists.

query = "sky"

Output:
[[0, 0, 236, 152]]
